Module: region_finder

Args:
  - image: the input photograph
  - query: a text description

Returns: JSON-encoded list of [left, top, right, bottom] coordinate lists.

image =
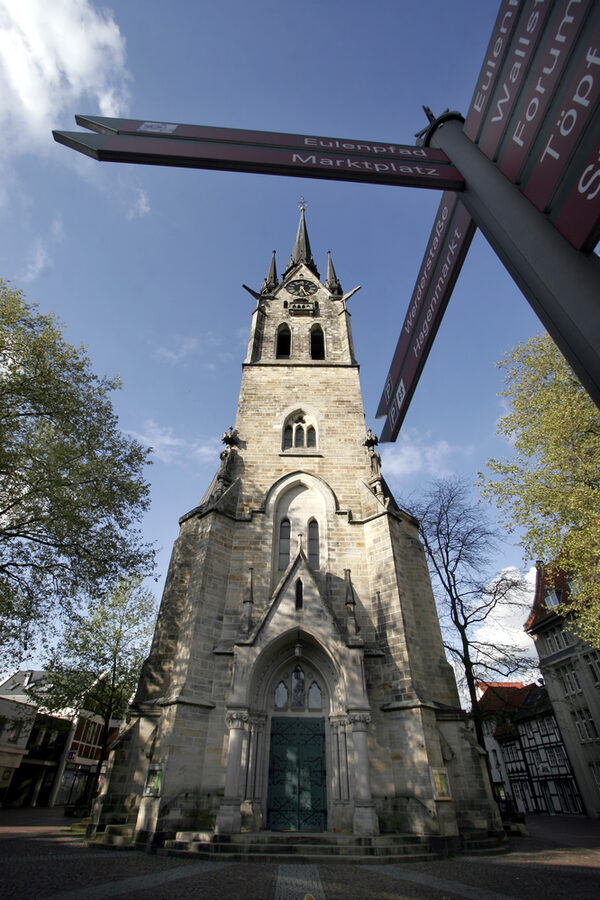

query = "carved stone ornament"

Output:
[[221, 426, 240, 447], [348, 712, 371, 730], [226, 711, 249, 729], [329, 714, 349, 730]]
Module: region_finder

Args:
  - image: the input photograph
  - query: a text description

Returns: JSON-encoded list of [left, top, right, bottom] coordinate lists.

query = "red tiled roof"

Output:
[[524, 565, 570, 631], [476, 681, 537, 713]]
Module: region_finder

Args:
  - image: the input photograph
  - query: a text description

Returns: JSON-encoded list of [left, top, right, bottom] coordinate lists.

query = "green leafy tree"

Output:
[[0, 280, 154, 662], [409, 477, 534, 750], [29, 576, 156, 806], [479, 333, 600, 647]]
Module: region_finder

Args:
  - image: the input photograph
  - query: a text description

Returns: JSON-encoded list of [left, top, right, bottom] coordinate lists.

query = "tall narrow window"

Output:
[[292, 665, 305, 706], [279, 519, 290, 570], [310, 325, 325, 359], [283, 425, 293, 449], [306, 426, 316, 448], [308, 519, 319, 569], [295, 578, 303, 610], [276, 324, 291, 358], [295, 425, 305, 447]]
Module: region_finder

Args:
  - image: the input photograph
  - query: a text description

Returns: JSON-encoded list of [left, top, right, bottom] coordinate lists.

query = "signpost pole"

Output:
[[423, 114, 600, 409]]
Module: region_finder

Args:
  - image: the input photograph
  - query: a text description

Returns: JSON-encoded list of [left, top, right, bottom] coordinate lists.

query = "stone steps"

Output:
[[91, 823, 136, 850], [161, 850, 440, 865], [461, 831, 509, 856], [160, 831, 444, 864], [91, 825, 509, 862]]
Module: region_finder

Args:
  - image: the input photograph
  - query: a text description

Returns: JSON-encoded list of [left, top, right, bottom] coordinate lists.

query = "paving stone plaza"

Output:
[[1, 807, 599, 899]]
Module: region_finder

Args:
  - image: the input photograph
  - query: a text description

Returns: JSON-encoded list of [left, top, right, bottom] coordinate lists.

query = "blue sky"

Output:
[[0, 1, 544, 661]]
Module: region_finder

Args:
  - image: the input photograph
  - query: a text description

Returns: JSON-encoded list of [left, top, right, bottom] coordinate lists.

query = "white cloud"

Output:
[[156, 337, 200, 365], [191, 437, 222, 463], [19, 213, 65, 282], [129, 419, 187, 465], [381, 428, 472, 480], [0, 0, 129, 149], [473, 566, 538, 657], [129, 419, 221, 468], [0, 0, 144, 216], [124, 186, 151, 221], [155, 331, 228, 366]]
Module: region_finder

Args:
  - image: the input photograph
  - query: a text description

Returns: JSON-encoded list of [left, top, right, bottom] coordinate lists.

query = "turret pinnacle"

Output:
[[325, 250, 342, 296], [261, 251, 278, 293], [285, 207, 319, 278]]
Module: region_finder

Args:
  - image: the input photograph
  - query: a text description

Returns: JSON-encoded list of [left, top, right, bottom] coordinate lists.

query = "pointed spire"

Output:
[[326, 250, 342, 296], [285, 206, 319, 277], [261, 250, 278, 293]]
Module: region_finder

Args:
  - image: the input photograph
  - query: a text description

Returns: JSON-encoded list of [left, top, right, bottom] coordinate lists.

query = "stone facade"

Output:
[[92, 211, 500, 846]]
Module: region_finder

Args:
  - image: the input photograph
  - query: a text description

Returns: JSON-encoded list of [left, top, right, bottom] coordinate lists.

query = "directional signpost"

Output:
[[55, 117, 464, 191], [53, 0, 600, 443], [376, 0, 600, 440]]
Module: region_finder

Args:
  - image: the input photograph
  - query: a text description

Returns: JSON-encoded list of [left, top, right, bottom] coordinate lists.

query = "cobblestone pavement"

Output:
[[0, 809, 599, 900]]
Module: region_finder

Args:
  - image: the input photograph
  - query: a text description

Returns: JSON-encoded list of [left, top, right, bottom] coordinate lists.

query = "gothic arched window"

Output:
[[310, 324, 325, 359], [281, 411, 317, 451], [274, 681, 288, 709], [279, 519, 290, 570], [292, 665, 305, 707], [308, 681, 322, 710], [271, 669, 324, 712], [308, 520, 319, 569], [295, 578, 303, 610], [276, 324, 291, 359]]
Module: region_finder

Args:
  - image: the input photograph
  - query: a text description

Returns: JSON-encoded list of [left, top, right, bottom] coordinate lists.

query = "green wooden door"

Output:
[[267, 717, 326, 831]]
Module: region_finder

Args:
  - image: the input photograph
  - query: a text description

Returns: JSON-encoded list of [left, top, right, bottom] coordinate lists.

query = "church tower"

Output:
[[94, 210, 500, 848]]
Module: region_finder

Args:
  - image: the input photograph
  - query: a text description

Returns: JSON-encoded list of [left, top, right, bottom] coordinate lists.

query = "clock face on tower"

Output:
[[286, 279, 318, 297]]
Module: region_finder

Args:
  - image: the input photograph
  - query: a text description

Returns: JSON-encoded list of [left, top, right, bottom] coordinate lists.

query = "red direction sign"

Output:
[[477, 0, 555, 161], [377, 0, 600, 442], [552, 131, 600, 250], [53, 129, 465, 190], [75, 114, 452, 164], [54, 117, 463, 191], [498, 0, 593, 183], [377, 194, 475, 442]]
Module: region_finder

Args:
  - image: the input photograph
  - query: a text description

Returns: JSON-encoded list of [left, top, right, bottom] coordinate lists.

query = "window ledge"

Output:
[[279, 451, 323, 457]]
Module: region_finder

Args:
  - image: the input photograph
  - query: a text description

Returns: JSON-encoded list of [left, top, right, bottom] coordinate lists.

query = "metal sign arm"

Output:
[[424, 113, 600, 410]]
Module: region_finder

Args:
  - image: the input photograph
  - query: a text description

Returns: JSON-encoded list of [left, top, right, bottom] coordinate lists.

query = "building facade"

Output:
[[477, 681, 583, 815], [525, 567, 600, 817], [94, 212, 500, 847], [0, 670, 120, 809]]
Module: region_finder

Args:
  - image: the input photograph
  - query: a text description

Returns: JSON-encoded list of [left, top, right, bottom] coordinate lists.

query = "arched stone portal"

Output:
[[216, 630, 378, 835]]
